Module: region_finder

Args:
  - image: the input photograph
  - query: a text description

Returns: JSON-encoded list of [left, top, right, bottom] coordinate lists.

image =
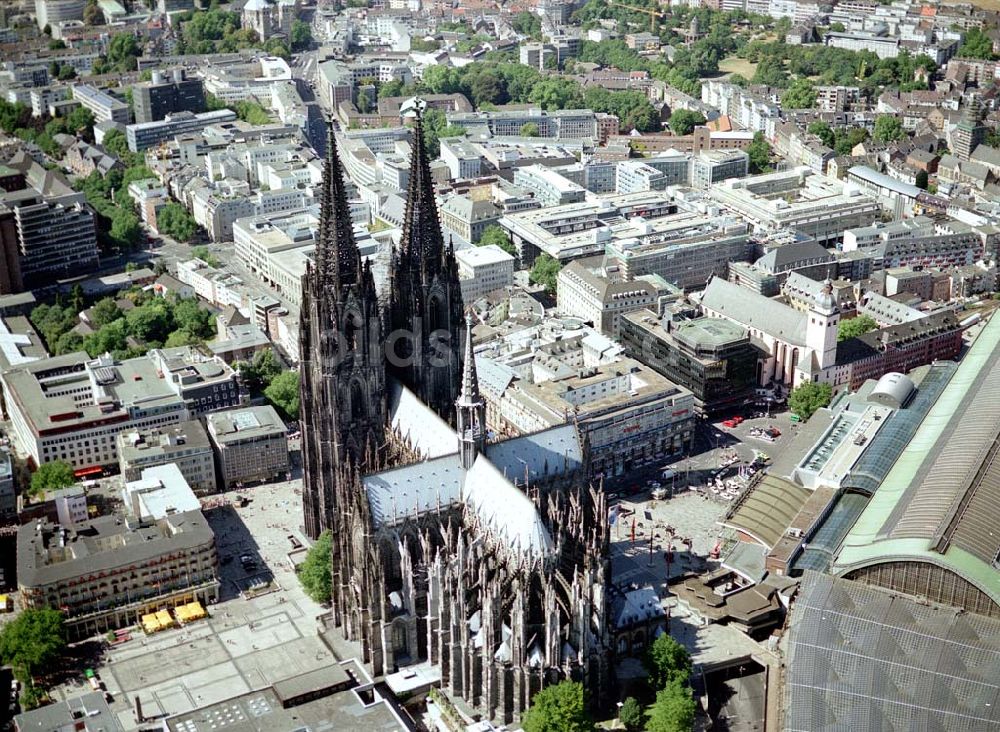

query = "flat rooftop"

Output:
[[206, 405, 286, 444], [166, 660, 405, 732]]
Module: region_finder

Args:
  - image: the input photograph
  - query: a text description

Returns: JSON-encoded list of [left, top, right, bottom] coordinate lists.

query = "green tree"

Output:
[[54, 331, 84, 355], [239, 348, 283, 394], [477, 224, 516, 256], [522, 681, 594, 732], [646, 633, 692, 690], [529, 77, 582, 111], [959, 27, 995, 60], [520, 122, 540, 137], [915, 168, 928, 190], [70, 284, 85, 313], [789, 381, 833, 421], [378, 79, 405, 98], [49, 39, 67, 50], [512, 11, 543, 38], [191, 245, 219, 267], [357, 88, 373, 114], [298, 531, 332, 603], [84, 318, 129, 356], [620, 696, 644, 732], [84, 0, 102, 25], [746, 131, 772, 173], [290, 19, 312, 52], [781, 78, 817, 109], [529, 254, 561, 295], [124, 300, 174, 344], [107, 32, 141, 72], [646, 679, 696, 732], [807, 120, 835, 148], [157, 203, 199, 243], [264, 370, 300, 419], [234, 100, 270, 125], [110, 208, 142, 251], [874, 115, 905, 143], [164, 329, 199, 347], [837, 314, 877, 341], [668, 109, 706, 136], [29, 461, 76, 496], [829, 21, 845, 32], [172, 298, 215, 339], [0, 608, 67, 680], [89, 298, 122, 328]]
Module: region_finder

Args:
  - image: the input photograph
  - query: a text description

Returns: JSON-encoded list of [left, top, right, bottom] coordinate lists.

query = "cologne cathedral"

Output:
[[298, 104, 612, 723]]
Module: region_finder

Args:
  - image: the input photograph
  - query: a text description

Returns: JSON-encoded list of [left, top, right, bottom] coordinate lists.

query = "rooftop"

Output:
[[206, 405, 286, 444], [18, 509, 214, 588], [833, 311, 1000, 609], [123, 463, 201, 522]]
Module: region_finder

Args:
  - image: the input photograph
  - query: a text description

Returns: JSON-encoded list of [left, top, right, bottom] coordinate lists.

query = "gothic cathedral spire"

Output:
[[300, 119, 387, 539], [456, 314, 486, 470], [388, 99, 465, 422]]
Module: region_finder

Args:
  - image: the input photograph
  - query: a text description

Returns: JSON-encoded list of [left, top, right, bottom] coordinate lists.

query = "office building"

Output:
[[512, 165, 586, 207], [455, 244, 515, 301], [126, 109, 238, 152], [557, 258, 660, 338], [133, 69, 206, 124], [615, 161, 668, 193], [2, 189, 98, 287], [690, 149, 749, 189], [18, 507, 218, 638], [1, 348, 243, 472], [71, 84, 129, 125], [439, 196, 500, 244], [0, 449, 14, 517], [34, 0, 85, 30], [439, 138, 481, 180], [620, 311, 760, 414], [488, 358, 695, 478], [446, 108, 600, 140], [117, 421, 216, 495], [206, 406, 289, 489]]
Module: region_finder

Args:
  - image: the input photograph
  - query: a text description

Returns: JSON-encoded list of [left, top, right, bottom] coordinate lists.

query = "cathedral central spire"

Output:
[[456, 313, 486, 470]]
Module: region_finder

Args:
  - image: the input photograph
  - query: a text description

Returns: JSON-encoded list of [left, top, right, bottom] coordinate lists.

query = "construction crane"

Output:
[[609, 1, 665, 34]]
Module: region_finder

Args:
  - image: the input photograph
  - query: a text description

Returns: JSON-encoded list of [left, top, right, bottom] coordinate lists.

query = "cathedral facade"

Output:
[[299, 105, 612, 723]]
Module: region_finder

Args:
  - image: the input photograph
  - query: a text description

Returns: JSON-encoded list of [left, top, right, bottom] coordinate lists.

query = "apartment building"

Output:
[[446, 108, 599, 140], [439, 196, 501, 243], [206, 406, 289, 489], [117, 420, 216, 494]]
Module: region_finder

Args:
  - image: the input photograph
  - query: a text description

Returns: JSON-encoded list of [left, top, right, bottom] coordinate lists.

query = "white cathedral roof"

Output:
[[365, 381, 584, 561], [389, 381, 459, 459], [464, 455, 554, 557]]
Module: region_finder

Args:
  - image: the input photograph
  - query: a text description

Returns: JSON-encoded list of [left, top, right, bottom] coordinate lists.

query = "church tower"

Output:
[[807, 279, 840, 372], [389, 99, 465, 422], [300, 121, 387, 539], [456, 314, 486, 470]]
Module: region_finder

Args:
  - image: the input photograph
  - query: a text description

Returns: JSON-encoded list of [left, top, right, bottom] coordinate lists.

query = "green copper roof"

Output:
[[833, 311, 1000, 608]]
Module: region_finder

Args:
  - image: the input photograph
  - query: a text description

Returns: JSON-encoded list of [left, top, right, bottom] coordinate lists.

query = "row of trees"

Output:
[[519, 634, 696, 731], [412, 61, 662, 133], [31, 290, 217, 359], [0, 97, 95, 158], [174, 8, 290, 58], [736, 42, 937, 93]]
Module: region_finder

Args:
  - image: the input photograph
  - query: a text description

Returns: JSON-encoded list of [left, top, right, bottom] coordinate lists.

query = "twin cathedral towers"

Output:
[[299, 104, 466, 539], [297, 103, 612, 723]]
